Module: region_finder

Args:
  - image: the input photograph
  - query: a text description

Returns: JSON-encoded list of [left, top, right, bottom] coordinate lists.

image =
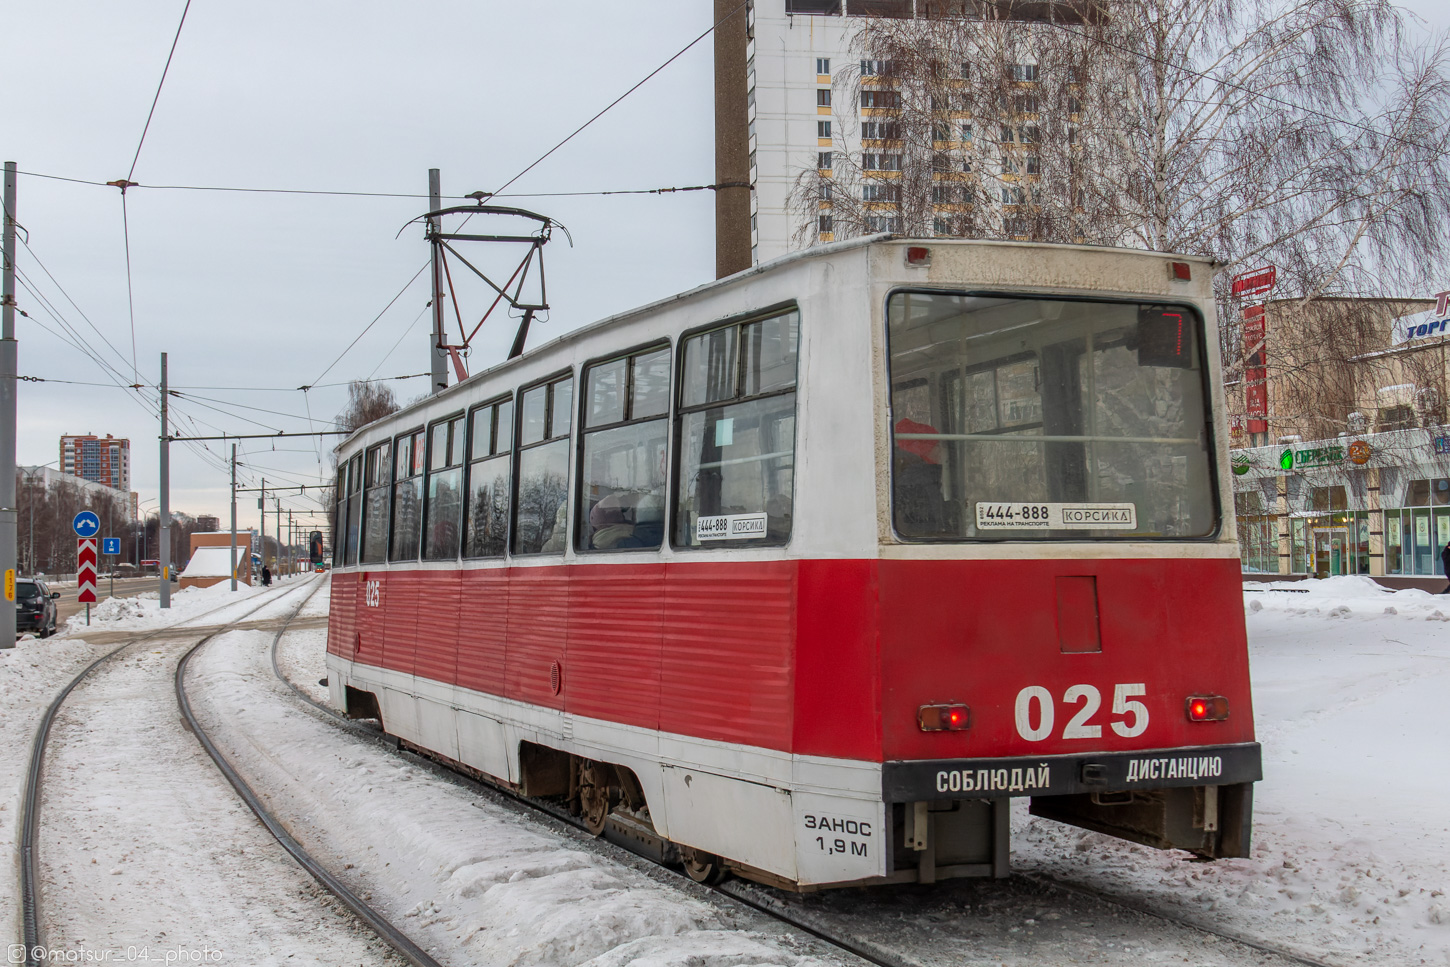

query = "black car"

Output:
[[16, 579, 60, 638]]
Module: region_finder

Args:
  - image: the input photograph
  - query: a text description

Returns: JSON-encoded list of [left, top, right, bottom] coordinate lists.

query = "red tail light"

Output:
[[918, 704, 971, 731], [1186, 695, 1229, 722], [906, 246, 931, 267]]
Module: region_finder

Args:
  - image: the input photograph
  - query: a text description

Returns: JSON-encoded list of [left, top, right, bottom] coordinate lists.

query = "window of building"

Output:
[[816, 57, 831, 74], [1000, 125, 1015, 143], [817, 88, 832, 107], [819, 214, 834, 234], [862, 182, 902, 202], [866, 214, 903, 232], [423, 414, 466, 560], [1309, 485, 1348, 512], [861, 59, 896, 76], [389, 429, 425, 561], [513, 375, 573, 555], [959, 61, 972, 79], [853, 0, 912, 16], [861, 120, 901, 140], [931, 184, 958, 204], [1378, 403, 1414, 431], [862, 152, 902, 171], [818, 151, 833, 170], [464, 398, 513, 558], [360, 441, 392, 564], [818, 181, 834, 201], [1002, 185, 1027, 205], [1008, 63, 1039, 82], [1406, 478, 1450, 505], [932, 152, 952, 173], [932, 122, 950, 142], [933, 217, 954, 236], [787, 0, 842, 13], [580, 347, 671, 552], [818, 120, 832, 138], [675, 310, 799, 548], [860, 90, 902, 110]]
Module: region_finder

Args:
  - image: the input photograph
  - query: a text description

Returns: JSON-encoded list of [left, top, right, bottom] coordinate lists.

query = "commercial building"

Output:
[[1229, 292, 1450, 580], [59, 433, 131, 493]]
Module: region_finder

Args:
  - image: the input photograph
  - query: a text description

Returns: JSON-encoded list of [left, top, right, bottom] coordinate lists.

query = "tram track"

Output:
[[16, 578, 424, 967], [263, 615, 1343, 967]]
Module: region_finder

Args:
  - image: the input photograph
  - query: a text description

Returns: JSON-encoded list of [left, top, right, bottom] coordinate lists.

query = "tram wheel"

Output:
[[577, 760, 612, 835], [679, 845, 727, 885]]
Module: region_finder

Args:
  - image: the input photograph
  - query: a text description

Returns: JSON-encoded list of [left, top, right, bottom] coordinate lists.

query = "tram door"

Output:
[[1312, 528, 1348, 578]]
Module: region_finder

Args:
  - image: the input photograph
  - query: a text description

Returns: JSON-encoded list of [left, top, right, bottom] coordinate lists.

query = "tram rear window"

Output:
[[887, 292, 1217, 541]]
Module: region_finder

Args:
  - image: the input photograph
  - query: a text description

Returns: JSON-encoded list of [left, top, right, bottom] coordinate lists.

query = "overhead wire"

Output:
[[489, 0, 750, 198], [127, 0, 193, 181], [306, 261, 429, 389]]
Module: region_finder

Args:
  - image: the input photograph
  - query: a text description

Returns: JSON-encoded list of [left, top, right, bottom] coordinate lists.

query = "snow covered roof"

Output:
[[180, 545, 246, 578]]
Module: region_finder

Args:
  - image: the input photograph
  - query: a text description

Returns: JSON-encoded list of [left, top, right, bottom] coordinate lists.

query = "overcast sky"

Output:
[[8, 1, 1448, 534]]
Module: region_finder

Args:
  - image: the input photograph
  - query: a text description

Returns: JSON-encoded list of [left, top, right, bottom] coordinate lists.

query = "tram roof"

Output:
[[336, 235, 1215, 452]]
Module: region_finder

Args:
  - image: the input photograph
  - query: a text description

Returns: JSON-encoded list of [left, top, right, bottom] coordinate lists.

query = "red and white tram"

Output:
[[327, 238, 1259, 889]]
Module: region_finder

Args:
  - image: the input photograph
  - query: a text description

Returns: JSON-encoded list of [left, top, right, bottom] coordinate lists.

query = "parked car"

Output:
[[16, 579, 60, 638]]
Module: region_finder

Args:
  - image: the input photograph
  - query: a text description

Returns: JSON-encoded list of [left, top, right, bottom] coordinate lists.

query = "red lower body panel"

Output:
[[327, 556, 1253, 764]]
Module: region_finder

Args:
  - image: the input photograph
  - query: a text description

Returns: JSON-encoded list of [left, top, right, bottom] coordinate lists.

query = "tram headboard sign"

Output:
[[1136, 307, 1194, 369]]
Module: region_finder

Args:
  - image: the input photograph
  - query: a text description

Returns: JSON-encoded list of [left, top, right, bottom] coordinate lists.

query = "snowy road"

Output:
[[32, 579, 407, 966], [9, 574, 1448, 966]]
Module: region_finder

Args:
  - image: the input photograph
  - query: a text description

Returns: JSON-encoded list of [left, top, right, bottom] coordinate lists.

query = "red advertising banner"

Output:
[[1231, 265, 1277, 297], [77, 538, 98, 604]]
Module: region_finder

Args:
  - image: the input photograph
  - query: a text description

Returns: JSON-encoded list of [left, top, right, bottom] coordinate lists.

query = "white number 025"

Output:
[[1014, 684, 1148, 742]]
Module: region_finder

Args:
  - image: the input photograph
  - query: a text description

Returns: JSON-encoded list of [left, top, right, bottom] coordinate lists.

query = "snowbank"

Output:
[[1021, 575, 1450, 965]]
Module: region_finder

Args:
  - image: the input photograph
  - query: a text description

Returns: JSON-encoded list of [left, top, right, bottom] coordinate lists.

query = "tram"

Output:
[[326, 237, 1259, 889]]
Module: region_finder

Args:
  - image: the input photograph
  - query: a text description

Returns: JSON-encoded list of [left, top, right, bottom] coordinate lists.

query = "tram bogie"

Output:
[[327, 237, 1260, 889]]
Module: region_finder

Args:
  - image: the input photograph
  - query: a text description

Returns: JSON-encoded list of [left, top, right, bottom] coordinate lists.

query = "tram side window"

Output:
[[465, 398, 513, 558], [675, 310, 799, 548], [513, 375, 574, 555], [344, 452, 364, 566], [580, 347, 670, 551], [390, 429, 426, 561], [360, 441, 392, 564], [424, 415, 466, 560], [332, 467, 346, 567]]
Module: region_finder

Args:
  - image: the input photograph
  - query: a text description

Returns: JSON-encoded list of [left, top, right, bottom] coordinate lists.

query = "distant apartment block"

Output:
[[736, 0, 1075, 264], [60, 433, 131, 492]]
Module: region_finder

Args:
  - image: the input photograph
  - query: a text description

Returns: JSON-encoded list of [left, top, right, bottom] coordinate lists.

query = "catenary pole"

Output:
[[259, 477, 266, 572], [429, 168, 446, 395], [229, 443, 237, 592], [1, 161, 18, 648], [159, 353, 171, 608]]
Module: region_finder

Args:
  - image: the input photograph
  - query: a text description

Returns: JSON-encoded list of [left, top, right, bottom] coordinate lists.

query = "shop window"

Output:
[[788, 0, 842, 13]]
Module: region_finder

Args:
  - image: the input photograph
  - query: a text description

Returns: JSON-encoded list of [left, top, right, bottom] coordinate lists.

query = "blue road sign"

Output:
[[103, 537, 121, 555], [72, 511, 101, 538]]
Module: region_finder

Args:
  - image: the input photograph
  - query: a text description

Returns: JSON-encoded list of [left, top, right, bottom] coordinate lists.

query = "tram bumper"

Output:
[[882, 742, 1261, 860]]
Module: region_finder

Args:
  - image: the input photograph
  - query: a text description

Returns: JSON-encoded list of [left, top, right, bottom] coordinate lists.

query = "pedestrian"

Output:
[[261, 564, 272, 587], [1441, 541, 1450, 594]]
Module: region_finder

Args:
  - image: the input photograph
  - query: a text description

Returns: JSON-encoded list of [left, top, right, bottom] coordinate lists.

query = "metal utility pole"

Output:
[[713, 1, 752, 278], [259, 477, 266, 571], [229, 443, 238, 592], [275, 496, 282, 577], [159, 353, 171, 608], [428, 168, 447, 395], [1, 161, 17, 648]]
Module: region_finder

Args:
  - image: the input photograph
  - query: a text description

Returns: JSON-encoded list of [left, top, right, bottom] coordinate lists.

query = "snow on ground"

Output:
[[190, 627, 845, 967], [1018, 575, 1450, 966], [0, 577, 321, 953]]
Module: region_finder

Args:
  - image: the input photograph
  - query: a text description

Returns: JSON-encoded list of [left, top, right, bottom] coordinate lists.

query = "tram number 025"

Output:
[[1014, 683, 1149, 741], [363, 580, 381, 608]]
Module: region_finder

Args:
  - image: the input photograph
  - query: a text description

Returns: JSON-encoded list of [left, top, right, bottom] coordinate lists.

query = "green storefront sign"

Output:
[[1279, 445, 1344, 471]]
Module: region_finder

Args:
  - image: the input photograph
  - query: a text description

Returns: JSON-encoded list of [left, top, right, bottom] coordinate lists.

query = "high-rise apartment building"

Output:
[[729, 1, 1076, 266], [59, 433, 131, 492]]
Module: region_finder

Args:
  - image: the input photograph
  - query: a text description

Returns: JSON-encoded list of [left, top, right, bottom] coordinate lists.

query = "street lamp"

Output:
[[19, 461, 57, 576]]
